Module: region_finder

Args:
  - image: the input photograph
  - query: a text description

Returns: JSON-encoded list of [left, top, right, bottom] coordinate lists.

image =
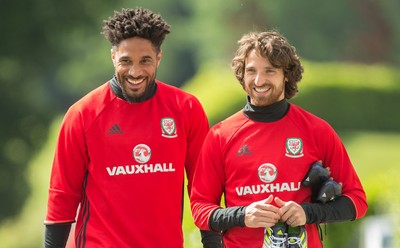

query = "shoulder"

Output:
[[211, 111, 247, 137], [156, 81, 203, 109], [65, 82, 115, 122], [157, 81, 197, 99], [288, 104, 336, 134], [72, 82, 113, 109]]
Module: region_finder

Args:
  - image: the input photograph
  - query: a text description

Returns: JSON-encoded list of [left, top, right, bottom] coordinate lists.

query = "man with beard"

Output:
[[44, 7, 220, 248], [190, 31, 368, 248]]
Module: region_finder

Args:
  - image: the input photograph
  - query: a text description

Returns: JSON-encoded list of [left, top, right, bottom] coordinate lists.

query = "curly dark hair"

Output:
[[231, 31, 304, 99], [102, 7, 171, 52]]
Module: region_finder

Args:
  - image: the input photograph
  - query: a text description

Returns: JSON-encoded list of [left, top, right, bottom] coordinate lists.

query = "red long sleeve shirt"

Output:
[[190, 103, 367, 248], [45, 80, 209, 248]]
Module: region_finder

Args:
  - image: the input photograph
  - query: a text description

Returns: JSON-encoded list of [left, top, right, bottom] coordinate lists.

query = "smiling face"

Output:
[[112, 37, 161, 102], [243, 49, 287, 107]]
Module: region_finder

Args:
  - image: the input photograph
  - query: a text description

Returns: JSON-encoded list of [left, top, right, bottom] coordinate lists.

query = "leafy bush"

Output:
[[184, 61, 400, 132]]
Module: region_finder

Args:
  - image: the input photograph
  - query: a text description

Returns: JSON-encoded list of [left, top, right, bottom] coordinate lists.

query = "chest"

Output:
[[85, 101, 187, 167], [223, 121, 320, 191]]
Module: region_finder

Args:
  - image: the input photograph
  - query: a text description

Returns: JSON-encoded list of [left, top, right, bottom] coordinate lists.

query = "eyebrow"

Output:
[[245, 65, 276, 70], [118, 55, 154, 61], [118, 56, 130, 61], [142, 55, 153, 60]]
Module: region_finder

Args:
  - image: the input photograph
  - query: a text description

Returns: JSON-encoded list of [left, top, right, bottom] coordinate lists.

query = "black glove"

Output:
[[302, 161, 330, 187], [316, 179, 342, 203], [302, 161, 341, 203]]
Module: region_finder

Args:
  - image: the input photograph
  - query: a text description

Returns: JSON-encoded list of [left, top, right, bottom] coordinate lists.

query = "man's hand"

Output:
[[274, 197, 306, 227], [244, 195, 281, 228]]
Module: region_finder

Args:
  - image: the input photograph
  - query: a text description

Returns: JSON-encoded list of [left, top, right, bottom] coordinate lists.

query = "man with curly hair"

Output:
[[190, 31, 367, 247], [44, 7, 220, 247]]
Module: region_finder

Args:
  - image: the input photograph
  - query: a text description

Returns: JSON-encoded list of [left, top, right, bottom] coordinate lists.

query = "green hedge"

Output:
[[184, 61, 400, 132]]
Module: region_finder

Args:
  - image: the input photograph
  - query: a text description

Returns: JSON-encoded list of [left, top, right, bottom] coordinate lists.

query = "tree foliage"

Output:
[[1, 0, 399, 225], [187, 0, 400, 66]]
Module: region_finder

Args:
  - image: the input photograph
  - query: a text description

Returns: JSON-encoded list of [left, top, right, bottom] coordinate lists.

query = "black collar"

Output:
[[243, 97, 289, 122]]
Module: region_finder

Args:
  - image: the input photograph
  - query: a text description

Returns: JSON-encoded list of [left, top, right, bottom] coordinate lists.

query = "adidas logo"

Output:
[[107, 124, 123, 134], [236, 144, 252, 156]]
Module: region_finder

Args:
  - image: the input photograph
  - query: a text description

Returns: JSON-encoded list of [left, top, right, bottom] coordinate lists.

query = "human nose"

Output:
[[254, 72, 265, 86], [128, 65, 142, 77]]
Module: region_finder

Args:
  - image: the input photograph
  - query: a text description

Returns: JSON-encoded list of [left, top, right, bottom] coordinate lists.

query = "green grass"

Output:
[[342, 130, 400, 221]]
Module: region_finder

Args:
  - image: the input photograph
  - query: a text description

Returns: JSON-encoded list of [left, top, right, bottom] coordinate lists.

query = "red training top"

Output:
[[45, 80, 209, 248], [191, 104, 367, 248]]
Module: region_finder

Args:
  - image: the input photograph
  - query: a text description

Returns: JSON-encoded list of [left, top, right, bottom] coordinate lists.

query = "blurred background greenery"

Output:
[[1, 0, 399, 247]]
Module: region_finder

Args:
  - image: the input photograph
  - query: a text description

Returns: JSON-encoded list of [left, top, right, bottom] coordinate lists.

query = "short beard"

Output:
[[121, 79, 156, 103], [116, 67, 158, 103]]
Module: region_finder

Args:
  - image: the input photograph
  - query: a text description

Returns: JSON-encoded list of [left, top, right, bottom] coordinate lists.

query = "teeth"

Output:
[[127, 78, 144, 85], [254, 87, 269, 93]]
